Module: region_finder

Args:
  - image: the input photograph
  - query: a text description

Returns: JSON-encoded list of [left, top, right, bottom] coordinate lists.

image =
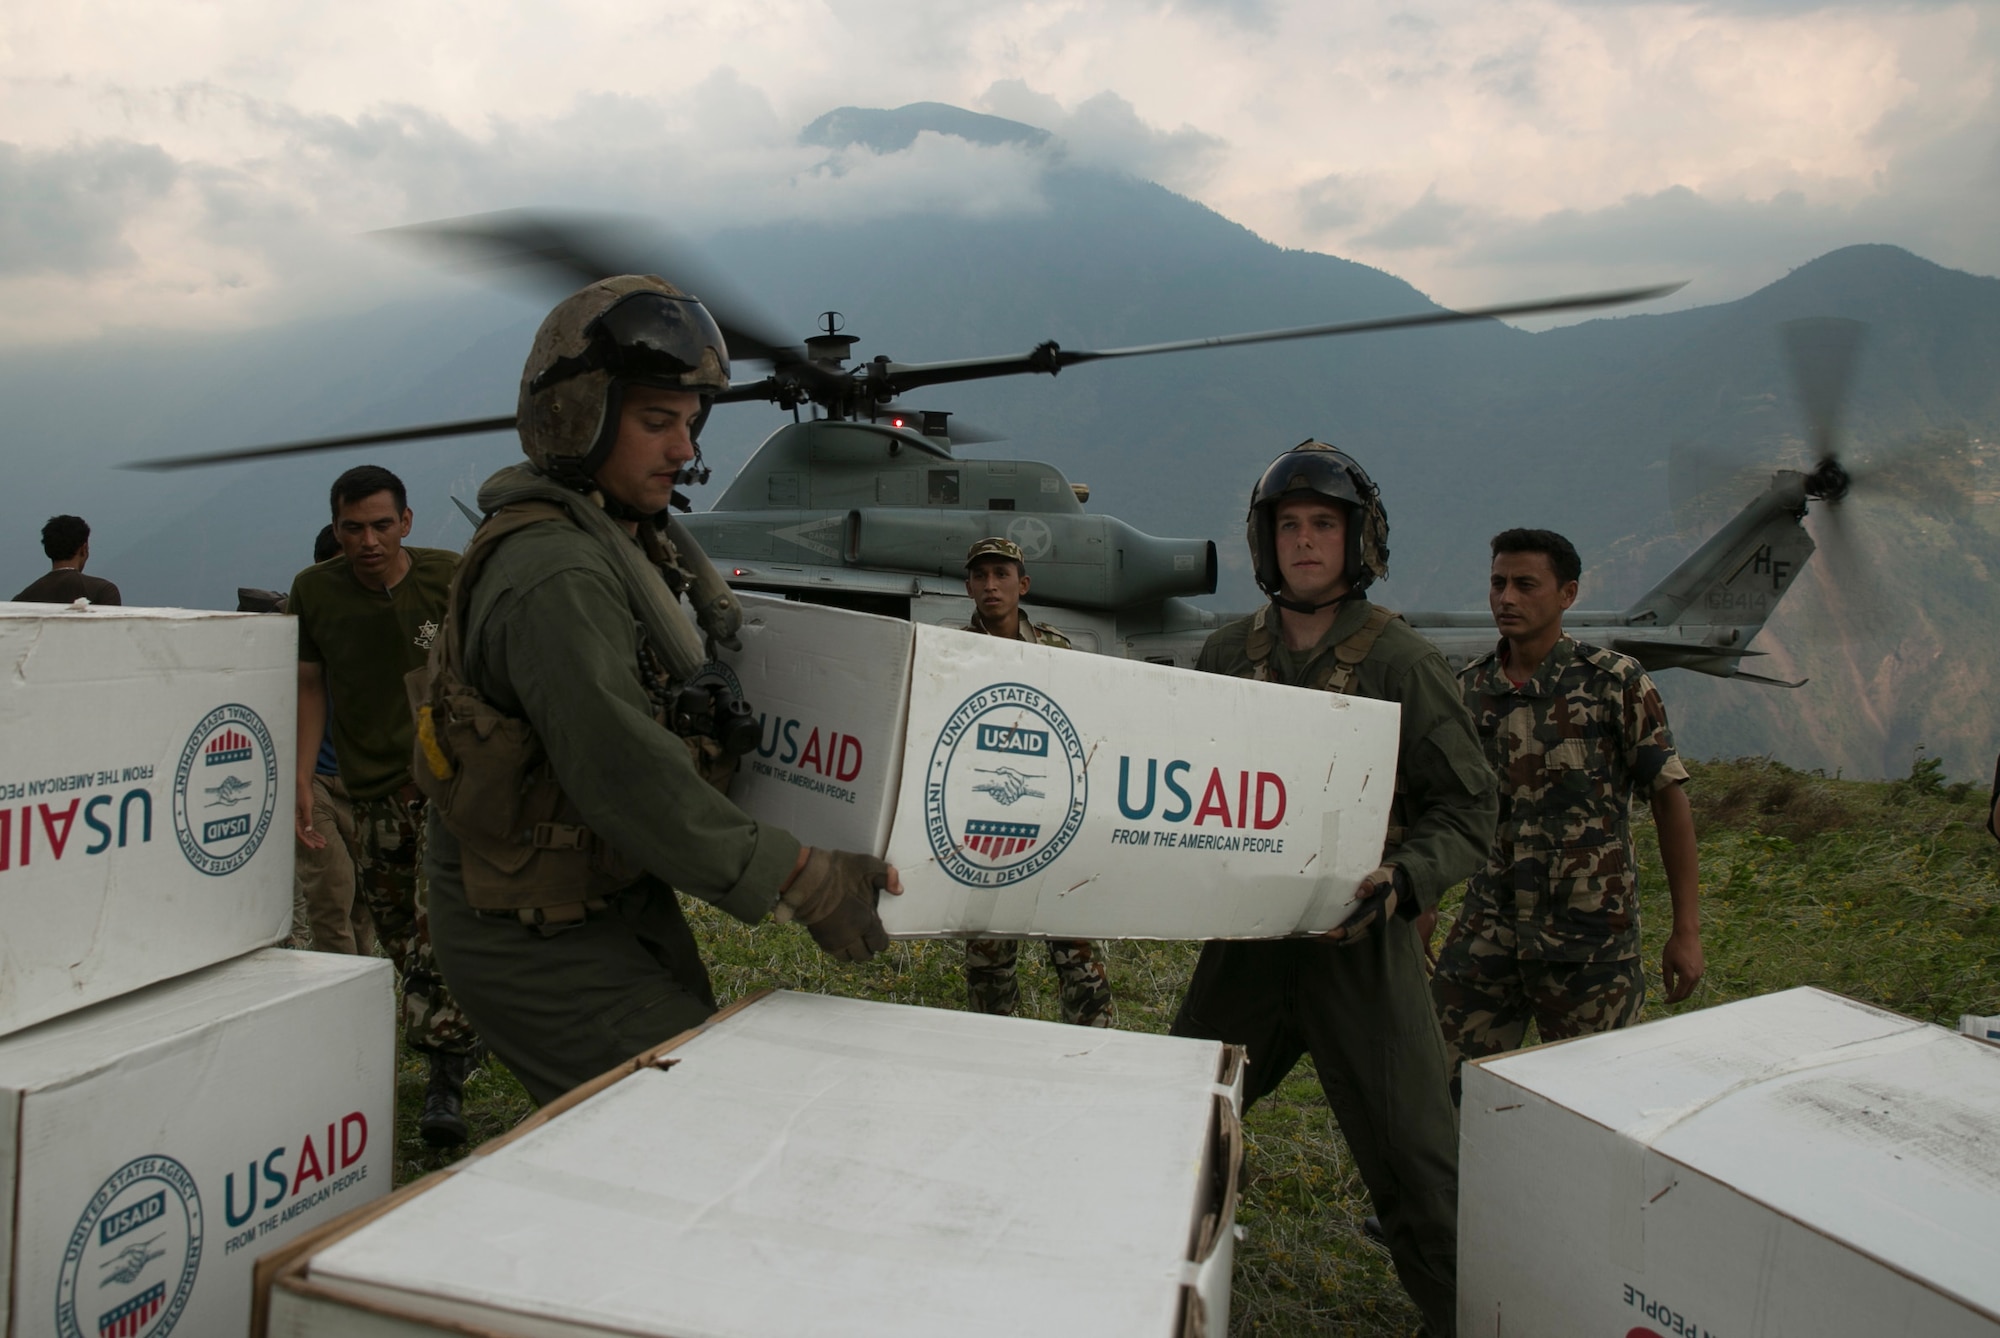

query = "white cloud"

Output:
[[979, 81, 1226, 189], [0, 139, 177, 275], [0, 0, 1991, 338]]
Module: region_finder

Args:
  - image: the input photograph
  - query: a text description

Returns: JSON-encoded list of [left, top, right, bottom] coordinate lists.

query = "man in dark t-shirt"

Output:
[[13, 514, 120, 604], [290, 465, 478, 1145], [292, 523, 376, 958]]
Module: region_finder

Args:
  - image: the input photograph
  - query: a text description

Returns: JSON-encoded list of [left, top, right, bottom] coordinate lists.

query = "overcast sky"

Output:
[[1, 0, 1994, 344]]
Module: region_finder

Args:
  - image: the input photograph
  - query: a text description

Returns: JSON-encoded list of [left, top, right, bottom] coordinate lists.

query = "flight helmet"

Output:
[[1246, 440, 1390, 598], [517, 275, 730, 490]]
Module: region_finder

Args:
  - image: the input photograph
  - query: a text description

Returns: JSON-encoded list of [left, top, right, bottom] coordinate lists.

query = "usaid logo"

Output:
[[57, 1156, 202, 1338], [924, 683, 1087, 888], [171, 705, 277, 877], [977, 724, 1048, 758]]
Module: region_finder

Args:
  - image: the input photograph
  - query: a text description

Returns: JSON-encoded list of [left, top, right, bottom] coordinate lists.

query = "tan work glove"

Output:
[[1324, 864, 1406, 946], [775, 848, 892, 962]]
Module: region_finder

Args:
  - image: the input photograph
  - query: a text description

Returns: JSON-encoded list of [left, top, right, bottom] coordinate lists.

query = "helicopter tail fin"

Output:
[[1621, 477, 1815, 648]]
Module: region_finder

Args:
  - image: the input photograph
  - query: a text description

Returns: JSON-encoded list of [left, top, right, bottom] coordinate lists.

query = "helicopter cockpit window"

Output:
[[928, 470, 960, 505]]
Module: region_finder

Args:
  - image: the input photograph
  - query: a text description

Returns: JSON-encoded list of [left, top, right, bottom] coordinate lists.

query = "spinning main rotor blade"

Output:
[[381, 211, 811, 370], [125, 415, 519, 471], [125, 281, 1681, 470], [868, 283, 1686, 396]]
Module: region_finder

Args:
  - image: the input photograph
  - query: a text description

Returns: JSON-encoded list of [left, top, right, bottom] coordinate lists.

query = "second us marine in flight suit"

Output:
[[415, 275, 898, 1106], [1170, 442, 1496, 1338]]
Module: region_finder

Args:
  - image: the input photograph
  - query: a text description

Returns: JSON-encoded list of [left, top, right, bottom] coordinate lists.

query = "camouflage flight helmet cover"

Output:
[[517, 274, 730, 486], [1246, 440, 1391, 594], [964, 536, 1027, 570]]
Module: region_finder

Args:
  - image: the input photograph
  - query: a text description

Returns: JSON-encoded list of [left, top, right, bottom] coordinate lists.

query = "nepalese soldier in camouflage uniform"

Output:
[[415, 276, 899, 1107], [959, 536, 1116, 1028], [289, 465, 481, 1148], [1170, 443, 1497, 1338], [1428, 528, 1704, 1105]]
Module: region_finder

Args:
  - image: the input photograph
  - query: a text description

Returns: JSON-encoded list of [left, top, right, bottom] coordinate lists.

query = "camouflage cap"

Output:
[[964, 536, 1027, 569]]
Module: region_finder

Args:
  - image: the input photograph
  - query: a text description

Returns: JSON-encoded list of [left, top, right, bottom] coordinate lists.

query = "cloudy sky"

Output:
[[2, 0, 1994, 344]]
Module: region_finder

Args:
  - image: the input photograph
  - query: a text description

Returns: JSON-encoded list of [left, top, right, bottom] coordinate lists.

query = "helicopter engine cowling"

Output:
[[842, 508, 1216, 610]]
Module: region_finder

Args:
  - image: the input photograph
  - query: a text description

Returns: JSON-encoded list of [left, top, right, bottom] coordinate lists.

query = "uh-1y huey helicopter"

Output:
[[133, 212, 1864, 686]]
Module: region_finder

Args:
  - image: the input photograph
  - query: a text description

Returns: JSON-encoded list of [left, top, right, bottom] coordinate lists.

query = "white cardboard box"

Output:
[[1460, 987, 2000, 1337], [707, 595, 913, 856], [259, 990, 1245, 1338], [0, 604, 296, 1036], [0, 948, 394, 1338], [715, 600, 1401, 939]]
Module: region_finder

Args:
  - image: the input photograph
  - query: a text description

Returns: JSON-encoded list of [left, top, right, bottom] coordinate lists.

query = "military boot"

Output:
[[418, 1051, 478, 1148]]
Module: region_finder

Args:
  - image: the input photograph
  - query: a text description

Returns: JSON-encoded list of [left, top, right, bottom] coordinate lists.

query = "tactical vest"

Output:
[[1243, 602, 1409, 849], [406, 502, 714, 930]]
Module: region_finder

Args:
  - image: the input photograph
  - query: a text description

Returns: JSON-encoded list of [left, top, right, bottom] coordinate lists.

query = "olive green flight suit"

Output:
[[424, 511, 800, 1106], [1169, 599, 1497, 1338]]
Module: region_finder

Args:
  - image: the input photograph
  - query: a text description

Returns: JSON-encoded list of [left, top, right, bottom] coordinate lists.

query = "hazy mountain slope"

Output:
[[4, 104, 1996, 777]]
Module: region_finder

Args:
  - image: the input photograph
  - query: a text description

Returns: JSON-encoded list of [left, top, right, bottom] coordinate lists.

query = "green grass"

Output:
[[392, 757, 2000, 1336]]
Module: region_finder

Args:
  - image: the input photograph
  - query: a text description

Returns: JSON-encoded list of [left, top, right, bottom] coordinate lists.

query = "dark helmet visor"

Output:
[[1252, 445, 1367, 512], [588, 291, 729, 386]]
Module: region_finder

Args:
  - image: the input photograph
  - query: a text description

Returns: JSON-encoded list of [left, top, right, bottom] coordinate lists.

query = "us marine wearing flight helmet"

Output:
[[1168, 441, 1497, 1337], [414, 275, 901, 1104]]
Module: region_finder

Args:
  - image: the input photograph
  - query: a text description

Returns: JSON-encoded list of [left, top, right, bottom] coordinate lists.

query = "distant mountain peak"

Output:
[[1788, 243, 1935, 280], [1741, 242, 1998, 318], [800, 103, 1051, 154]]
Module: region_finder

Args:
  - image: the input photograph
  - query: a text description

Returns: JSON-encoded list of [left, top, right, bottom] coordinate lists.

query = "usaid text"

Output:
[[2, 704, 279, 879], [1115, 757, 1287, 829], [1109, 758, 1290, 854], [0, 783, 154, 871], [756, 714, 864, 783], [223, 1110, 372, 1243]]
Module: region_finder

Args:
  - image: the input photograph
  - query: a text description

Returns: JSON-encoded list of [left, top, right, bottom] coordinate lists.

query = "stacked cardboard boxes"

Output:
[[0, 603, 394, 1338]]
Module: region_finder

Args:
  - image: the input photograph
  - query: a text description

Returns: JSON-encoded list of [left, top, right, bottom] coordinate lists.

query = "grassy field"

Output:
[[389, 756, 2000, 1336]]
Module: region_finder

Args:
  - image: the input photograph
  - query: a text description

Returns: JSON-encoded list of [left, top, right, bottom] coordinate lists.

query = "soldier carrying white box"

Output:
[[1168, 442, 1498, 1338], [413, 276, 903, 1105]]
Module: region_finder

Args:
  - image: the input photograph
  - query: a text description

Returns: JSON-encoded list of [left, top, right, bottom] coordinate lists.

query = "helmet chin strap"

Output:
[[1271, 588, 1364, 615]]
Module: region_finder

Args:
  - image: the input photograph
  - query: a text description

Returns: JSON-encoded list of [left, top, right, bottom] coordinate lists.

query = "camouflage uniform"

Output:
[[961, 613, 1116, 1028], [1433, 635, 1688, 1100], [289, 547, 478, 1059], [293, 772, 377, 956], [350, 789, 477, 1055]]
